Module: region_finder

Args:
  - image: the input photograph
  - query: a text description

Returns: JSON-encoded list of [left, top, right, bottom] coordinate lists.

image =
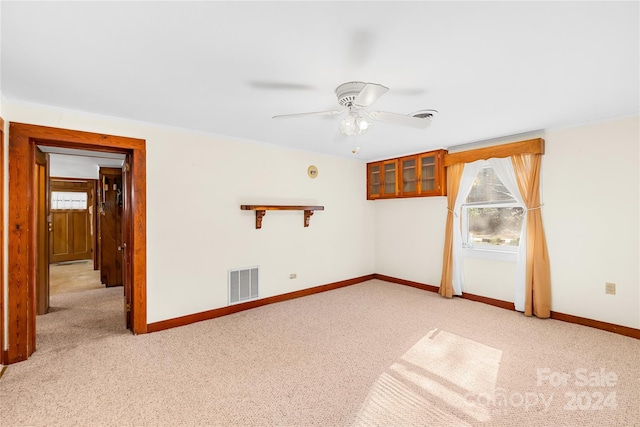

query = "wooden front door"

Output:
[[50, 180, 94, 263]]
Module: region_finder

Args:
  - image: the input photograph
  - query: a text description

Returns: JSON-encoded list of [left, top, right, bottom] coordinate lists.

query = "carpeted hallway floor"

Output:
[[1, 280, 638, 426], [50, 260, 103, 295]]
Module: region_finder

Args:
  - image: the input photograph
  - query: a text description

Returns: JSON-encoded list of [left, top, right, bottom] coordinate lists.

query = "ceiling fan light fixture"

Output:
[[339, 111, 372, 136], [273, 81, 436, 144], [357, 115, 371, 132]]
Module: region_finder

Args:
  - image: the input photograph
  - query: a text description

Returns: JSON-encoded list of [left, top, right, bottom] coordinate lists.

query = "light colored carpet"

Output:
[[0, 280, 638, 426], [50, 260, 103, 295]]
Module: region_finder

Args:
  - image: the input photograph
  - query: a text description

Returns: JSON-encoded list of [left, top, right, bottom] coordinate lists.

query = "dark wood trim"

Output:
[[0, 116, 4, 365], [240, 205, 325, 229], [444, 138, 544, 167], [367, 149, 447, 200], [147, 274, 375, 333], [49, 176, 97, 183], [240, 205, 325, 211], [374, 274, 639, 340], [7, 123, 147, 364], [373, 274, 440, 293], [460, 292, 516, 311], [550, 312, 640, 339], [7, 127, 33, 362], [93, 180, 100, 271], [130, 150, 147, 334]]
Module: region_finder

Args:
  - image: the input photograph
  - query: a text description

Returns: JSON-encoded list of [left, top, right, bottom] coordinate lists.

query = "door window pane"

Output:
[[51, 191, 87, 210]]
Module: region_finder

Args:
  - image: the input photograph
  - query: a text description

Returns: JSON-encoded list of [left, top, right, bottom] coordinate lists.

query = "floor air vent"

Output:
[[228, 266, 259, 305]]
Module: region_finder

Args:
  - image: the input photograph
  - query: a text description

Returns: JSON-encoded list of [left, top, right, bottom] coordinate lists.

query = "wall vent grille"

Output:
[[228, 266, 259, 305]]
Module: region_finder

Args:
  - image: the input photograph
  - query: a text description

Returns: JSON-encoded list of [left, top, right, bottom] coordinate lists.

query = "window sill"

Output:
[[462, 247, 518, 262]]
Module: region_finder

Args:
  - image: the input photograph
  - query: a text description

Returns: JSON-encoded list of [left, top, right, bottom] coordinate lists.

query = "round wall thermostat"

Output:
[[307, 165, 318, 179]]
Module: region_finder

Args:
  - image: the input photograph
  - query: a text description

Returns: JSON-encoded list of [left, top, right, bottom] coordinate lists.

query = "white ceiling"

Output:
[[38, 146, 126, 179], [2, 1, 638, 161]]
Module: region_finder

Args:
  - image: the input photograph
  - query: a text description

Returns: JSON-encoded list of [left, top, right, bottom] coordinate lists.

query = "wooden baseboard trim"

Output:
[[147, 274, 375, 333], [373, 274, 439, 293], [374, 274, 639, 340], [374, 274, 515, 310], [460, 292, 516, 311], [550, 311, 640, 339], [146, 273, 639, 340]]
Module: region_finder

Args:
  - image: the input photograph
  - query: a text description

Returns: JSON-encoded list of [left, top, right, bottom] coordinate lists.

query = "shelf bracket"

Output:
[[255, 210, 266, 229], [304, 210, 313, 227], [240, 205, 324, 229]]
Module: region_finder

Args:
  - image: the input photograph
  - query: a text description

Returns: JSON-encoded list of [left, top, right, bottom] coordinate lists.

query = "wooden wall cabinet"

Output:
[[367, 159, 398, 199], [367, 149, 447, 200]]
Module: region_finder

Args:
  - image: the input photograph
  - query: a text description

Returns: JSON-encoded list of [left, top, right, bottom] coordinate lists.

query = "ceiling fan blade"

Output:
[[273, 109, 344, 119], [368, 111, 432, 129], [353, 83, 389, 107]]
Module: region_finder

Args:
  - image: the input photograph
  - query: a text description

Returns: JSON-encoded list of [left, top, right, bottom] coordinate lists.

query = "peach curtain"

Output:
[[439, 163, 464, 298], [511, 153, 551, 318]]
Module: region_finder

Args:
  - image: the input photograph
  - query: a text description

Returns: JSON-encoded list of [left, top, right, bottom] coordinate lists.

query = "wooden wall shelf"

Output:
[[240, 205, 324, 229]]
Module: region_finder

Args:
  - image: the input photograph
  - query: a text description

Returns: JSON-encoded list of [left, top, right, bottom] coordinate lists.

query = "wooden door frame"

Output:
[[93, 179, 100, 271], [6, 122, 147, 364], [35, 148, 50, 316], [0, 117, 5, 365]]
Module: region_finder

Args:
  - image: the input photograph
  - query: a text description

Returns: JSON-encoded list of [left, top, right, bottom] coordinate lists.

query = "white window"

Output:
[[51, 191, 88, 210], [461, 162, 524, 259]]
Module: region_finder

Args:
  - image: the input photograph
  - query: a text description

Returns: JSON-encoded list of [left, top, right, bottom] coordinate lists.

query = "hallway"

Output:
[[49, 260, 103, 295]]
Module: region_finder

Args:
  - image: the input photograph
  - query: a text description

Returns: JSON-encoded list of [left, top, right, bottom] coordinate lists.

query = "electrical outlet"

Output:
[[289, 273, 297, 279], [605, 282, 616, 295]]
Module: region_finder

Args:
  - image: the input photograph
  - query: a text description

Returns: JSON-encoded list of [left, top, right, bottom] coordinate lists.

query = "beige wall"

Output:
[[374, 196, 447, 285], [2, 100, 638, 344], [543, 116, 639, 328], [3, 101, 376, 324], [374, 115, 640, 329]]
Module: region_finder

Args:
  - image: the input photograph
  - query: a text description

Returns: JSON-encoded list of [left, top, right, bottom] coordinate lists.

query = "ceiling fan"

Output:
[[272, 81, 436, 141]]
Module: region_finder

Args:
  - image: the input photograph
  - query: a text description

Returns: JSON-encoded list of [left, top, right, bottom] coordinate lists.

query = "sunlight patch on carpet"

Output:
[[353, 328, 502, 424]]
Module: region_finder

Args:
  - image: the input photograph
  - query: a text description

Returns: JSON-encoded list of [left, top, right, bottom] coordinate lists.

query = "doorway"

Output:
[[5, 122, 147, 364], [49, 178, 96, 265], [44, 154, 127, 302]]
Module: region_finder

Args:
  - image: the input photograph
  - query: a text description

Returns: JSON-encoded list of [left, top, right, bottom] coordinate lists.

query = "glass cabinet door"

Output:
[[401, 156, 417, 195], [420, 154, 436, 193], [367, 149, 446, 200], [368, 164, 381, 197], [383, 161, 397, 196]]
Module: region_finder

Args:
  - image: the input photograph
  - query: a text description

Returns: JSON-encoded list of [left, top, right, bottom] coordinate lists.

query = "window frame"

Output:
[[50, 190, 89, 210], [461, 202, 522, 262], [460, 162, 524, 262]]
